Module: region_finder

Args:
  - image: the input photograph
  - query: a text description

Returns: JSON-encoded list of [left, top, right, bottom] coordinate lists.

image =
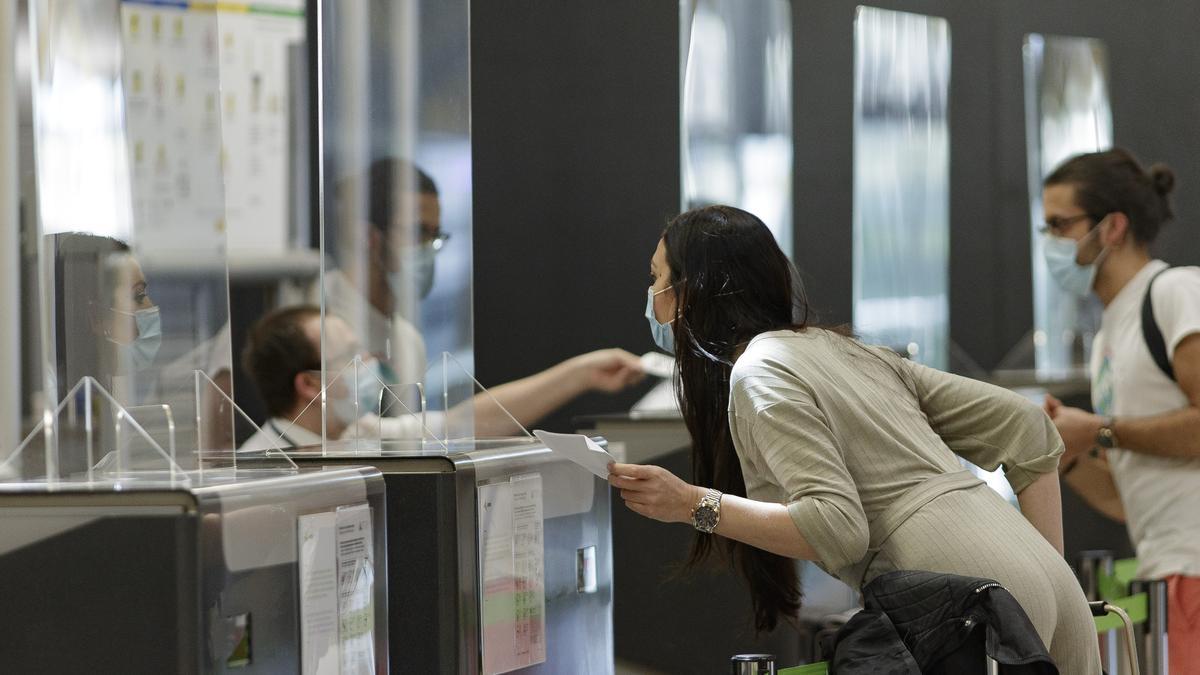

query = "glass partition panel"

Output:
[[1023, 34, 1111, 378], [681, 0, 792, 250], [318, 0, 472, 447], [852, 6, 950, 369], [19, 0, 272, 476]]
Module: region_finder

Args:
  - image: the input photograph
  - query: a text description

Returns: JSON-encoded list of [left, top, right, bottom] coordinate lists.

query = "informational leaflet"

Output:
[[336, 504, 376, 675], [478, 473, 546, 675], [297, 512, 339, 675]]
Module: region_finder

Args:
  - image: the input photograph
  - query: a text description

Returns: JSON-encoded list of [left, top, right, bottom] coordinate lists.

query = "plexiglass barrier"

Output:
[[317, 0, 473, 442], [852, 6, 951, 370], [256, 353, 449, 455], [264, 349, 535, 455], [15, 1, 303, 479]]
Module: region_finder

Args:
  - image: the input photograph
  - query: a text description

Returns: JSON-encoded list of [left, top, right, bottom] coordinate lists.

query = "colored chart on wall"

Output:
[[119, 0, 305, 254]]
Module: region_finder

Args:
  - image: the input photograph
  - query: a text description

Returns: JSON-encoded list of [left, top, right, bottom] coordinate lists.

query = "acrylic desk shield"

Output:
[[2, 2, 386, 673], [11, 0, 307, 480]]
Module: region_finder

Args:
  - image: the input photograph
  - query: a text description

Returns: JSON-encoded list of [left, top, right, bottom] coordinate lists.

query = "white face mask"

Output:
[[387, 247, 437, 301], [108, 306, 162, 371], [644, 286, 676, 354], [1042, 225, 1108, 297], [319, 357, 387, 425]]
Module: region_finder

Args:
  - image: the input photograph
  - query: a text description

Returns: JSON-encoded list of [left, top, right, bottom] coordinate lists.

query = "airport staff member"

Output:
[[239, 305, 644, 449], [1040, 149, 1200, 671], [609, 206, 1100, 673]]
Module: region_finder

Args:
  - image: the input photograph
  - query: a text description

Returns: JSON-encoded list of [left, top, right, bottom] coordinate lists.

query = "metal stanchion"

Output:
[[1078, 550, 1120, 672], [1130, 580, 1168, 675]]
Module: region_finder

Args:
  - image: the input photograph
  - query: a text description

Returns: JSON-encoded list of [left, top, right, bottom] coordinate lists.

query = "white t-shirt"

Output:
[[1090, 259, 1200, 579]]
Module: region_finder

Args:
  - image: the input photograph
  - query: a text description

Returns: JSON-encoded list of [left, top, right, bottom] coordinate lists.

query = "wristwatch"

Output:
[[691, 488, 723, 533], [1095, 417, 1119, 450]]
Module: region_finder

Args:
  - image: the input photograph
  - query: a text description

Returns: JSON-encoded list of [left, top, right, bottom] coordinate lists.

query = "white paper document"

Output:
[[478, 474, 546, 675], [532, 430, 616, 478], [298, 512, 339, 675], [639, 351, 675, 379], [336, 504, 376, 675]]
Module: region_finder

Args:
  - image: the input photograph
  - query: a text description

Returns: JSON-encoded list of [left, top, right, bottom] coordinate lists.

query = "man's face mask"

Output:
[[1042, 223, 1108, 297], [388, 246, 436, 301], [320, 357, 387, 425]]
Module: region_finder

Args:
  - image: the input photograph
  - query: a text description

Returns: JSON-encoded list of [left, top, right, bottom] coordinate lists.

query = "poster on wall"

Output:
[[119, 0, 305, 255], [478, 473, 547, 674], [119, 0, 226, 254], [216, 0, 306, 253]]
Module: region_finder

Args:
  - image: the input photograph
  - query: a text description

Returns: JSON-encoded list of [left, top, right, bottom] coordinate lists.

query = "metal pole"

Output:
[[1078, 550, 1120, 672], [0, 0, 22, 464], [1130, 579, 1168, 675]]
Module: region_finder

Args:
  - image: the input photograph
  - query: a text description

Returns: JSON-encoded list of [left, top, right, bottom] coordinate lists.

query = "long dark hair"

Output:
[[1044, 148, 1176, 244], [663, 205, 811, 632]]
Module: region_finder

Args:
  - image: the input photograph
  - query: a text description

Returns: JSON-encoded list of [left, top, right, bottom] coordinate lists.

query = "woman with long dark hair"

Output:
[[609, 205, 1099, 673]]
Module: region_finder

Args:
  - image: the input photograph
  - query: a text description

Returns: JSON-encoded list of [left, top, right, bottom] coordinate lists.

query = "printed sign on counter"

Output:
[[478, 473, 546, 674], [336, 504, 376, 675], [298, 505, 376, 675], [298, 511, 339, 675]]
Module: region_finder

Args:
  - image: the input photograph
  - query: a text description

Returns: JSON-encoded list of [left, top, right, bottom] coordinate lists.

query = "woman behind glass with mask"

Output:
[[613, 206, 1100, 672], [52, 232, 161, 406]]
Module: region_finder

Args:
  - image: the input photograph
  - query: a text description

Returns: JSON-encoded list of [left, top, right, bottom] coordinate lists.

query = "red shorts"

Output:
[[1168, 575, 1200, 674]]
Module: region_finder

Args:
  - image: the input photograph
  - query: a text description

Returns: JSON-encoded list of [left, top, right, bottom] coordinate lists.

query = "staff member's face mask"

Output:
[[108, 306, 162, 371], [1042, 221, 1109, 297], [645, 286, 676, 354], [311, 357, 387, 425]]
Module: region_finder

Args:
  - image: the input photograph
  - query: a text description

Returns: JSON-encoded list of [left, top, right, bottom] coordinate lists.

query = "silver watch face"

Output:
[[693, 504, 719, 532]]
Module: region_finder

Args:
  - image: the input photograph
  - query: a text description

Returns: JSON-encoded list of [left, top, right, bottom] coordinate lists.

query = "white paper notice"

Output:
[[478, 474, 547, 675], [532, 430, 615, 479], [298, 512, 339, 675], [336, 504, 376, 675]]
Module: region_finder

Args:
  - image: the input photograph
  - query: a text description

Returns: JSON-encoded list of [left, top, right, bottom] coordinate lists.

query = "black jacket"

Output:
[[830, 570, 1058, 675]]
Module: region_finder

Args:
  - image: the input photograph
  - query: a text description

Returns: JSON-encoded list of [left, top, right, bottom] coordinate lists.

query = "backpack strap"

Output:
[[1142, 268, 1177, 382]]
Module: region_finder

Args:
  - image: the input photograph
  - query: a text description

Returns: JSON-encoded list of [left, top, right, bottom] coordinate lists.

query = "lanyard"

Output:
[[267, 420, 300, 449]]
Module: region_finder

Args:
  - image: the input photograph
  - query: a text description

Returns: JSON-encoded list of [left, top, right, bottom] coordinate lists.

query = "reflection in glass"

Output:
[[23, 0, 243, 472], [852, 7, 950, 369], [320, 0, 472, 445], [681, 0, 792, 251], [1023, 35, 1111, 377]]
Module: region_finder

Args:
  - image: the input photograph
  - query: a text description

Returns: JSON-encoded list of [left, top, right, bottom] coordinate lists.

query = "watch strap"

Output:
[[691, 488, 723, 533]]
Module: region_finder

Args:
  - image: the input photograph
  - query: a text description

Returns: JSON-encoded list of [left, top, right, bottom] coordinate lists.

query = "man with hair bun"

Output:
[[1040, 148, 1200, 671]]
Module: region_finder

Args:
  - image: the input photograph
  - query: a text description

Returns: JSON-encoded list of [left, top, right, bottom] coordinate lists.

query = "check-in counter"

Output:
[[247, 437, 614, 675], [0, 467, 387, 674]]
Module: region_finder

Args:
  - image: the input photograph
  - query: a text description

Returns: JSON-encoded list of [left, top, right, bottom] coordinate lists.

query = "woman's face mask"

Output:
[[108, 306, 162, 371], [645, 286, 676, 354], [1042, 224, 1108, 297]]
